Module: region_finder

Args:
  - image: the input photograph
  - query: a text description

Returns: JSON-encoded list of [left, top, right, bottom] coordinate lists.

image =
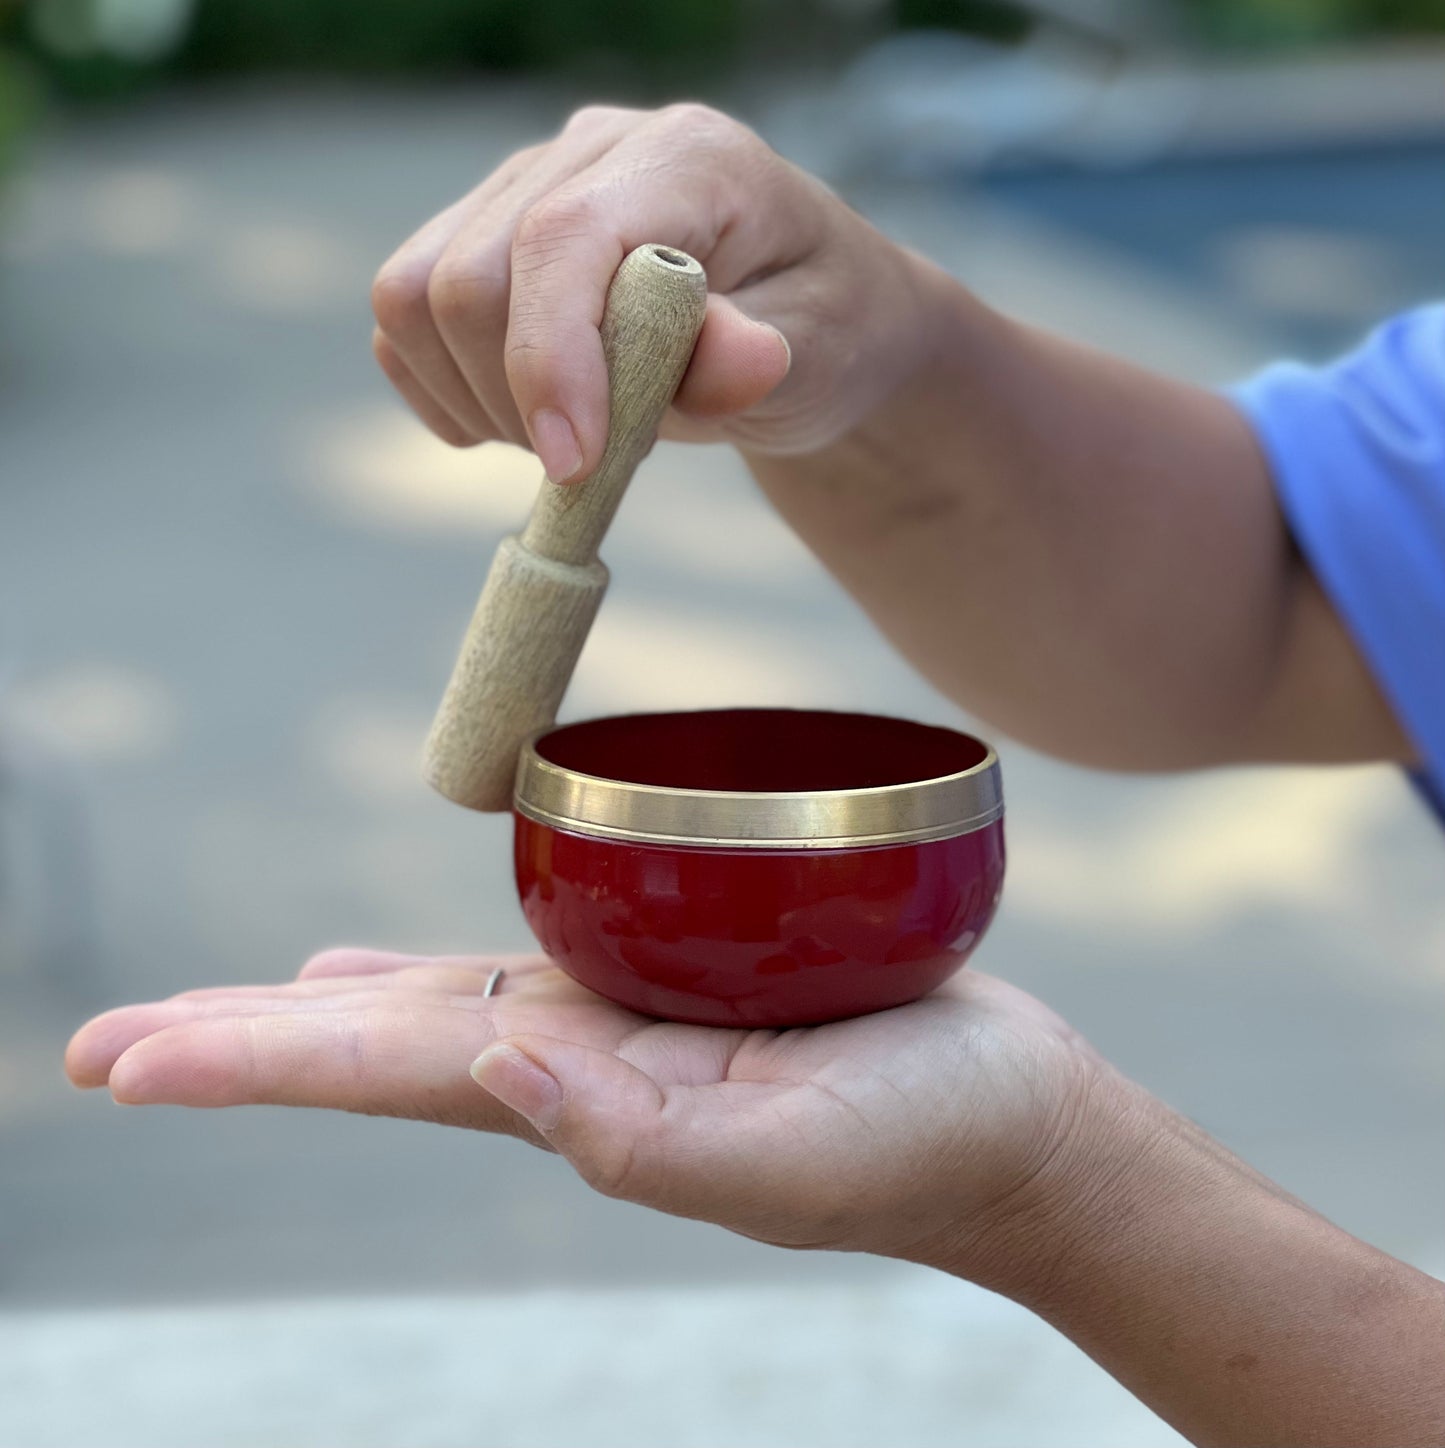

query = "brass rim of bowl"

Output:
[[513, 726, 1003, 851]]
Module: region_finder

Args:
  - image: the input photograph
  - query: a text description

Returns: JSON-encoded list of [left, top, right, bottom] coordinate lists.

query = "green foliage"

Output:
[[185, 0, 747, 74], [894, 0, 1030, 43], [4, 0, 1445, 106], [891, 0, 1445, 48], [1193, 0, 1445, 46], [0, 0, 781, 103], [0, 10, 39, 180], [0, 56, 33, 169]]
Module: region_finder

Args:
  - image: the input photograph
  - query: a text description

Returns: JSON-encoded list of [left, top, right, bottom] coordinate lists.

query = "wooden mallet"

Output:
[[422, 243, 709, 812]]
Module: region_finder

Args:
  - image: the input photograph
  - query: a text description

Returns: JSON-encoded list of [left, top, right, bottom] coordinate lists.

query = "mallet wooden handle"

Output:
[[423, 243, 708, 812]]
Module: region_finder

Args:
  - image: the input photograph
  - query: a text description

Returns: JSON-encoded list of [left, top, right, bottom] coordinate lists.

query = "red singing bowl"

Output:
[[513, 709, 1005, 1027]]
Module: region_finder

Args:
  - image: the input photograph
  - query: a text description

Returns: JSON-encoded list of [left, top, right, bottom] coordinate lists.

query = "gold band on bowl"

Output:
[[514, 730, 1003, 851]]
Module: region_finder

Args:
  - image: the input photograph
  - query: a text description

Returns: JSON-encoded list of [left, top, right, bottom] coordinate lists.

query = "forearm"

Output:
[[743, 258, 1406, 769], [935, 1076, 1445, 1447]]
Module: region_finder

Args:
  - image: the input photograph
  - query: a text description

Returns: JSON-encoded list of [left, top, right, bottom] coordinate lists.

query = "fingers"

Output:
[[426, 109, 643, 456], [371, 190, 502, 440], [499, 107, 802, 478], [65, 981, 465, 1089], [471, 1035, 670, 1198], [499, 113, 752, 482], [372, 109, 638, 453], [173, 966, 510, 1006], [295, 948, 545, 981], [670, 294, 791, 420], [471, 1033, 767, 1223], [67, 1002, 185, 1088], [371, 331, 488, 448], [371, 103, 809, 472], [297, 947, 436, 980], [64, 955, 562, 1088], [104, 1000, 528, 1137]]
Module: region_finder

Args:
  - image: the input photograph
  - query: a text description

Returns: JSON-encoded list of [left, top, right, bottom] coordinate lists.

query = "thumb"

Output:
[[472, 1035, 828, 1246], [671, 294, 791, 420], [470, 1035, 674, 1203]]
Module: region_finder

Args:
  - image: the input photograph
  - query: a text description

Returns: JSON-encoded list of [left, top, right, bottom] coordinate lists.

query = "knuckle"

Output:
[[438, 428, 481, 451], [576, 1132, 644, 1202], [507, 141, 547, 169], [370, 327, 401, 375], [561, 103, 626, 137], [502, 329, 557, 393], [300, 948, 354, 977], [370, 262, 429, 335], [513, 192, 598, 260], [426, 256, 502, 331], [660, 101, 747, 149]]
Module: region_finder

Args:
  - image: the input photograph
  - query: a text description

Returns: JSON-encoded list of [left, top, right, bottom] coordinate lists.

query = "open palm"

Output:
[[67, 952, 1098, 1261]]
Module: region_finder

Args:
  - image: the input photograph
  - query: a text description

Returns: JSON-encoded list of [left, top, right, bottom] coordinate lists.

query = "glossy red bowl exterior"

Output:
[[513, 709, 1004, 1028]]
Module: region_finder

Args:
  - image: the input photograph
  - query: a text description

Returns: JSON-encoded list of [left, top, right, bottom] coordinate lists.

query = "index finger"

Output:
[[503, 106, 765, 483], [103, 998, 545, 1145]]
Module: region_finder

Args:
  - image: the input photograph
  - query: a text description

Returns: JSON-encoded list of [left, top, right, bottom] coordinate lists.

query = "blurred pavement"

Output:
[[1, 81, 1443, 1447]]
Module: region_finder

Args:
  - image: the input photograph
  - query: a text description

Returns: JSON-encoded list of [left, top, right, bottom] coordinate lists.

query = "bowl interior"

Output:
[[534, 708, 988, 794]]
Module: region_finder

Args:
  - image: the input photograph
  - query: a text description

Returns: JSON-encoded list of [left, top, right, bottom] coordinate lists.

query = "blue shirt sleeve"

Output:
[[1228, 306, 1445, 814]]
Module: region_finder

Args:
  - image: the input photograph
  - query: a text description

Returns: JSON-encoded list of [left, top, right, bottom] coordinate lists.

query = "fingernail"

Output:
[[470, 1044, 563, 1131], [528, 408, 583, 485], [770, 325, 792, 374]]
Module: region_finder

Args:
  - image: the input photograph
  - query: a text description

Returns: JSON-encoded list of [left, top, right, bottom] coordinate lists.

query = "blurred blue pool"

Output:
[[977, 141, 1445, 357]]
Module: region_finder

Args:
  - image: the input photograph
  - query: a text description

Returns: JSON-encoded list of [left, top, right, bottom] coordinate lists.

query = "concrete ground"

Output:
[[1, 81, 1442, 1447]]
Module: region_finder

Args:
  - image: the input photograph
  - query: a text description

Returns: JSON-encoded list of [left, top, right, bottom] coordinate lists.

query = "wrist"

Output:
[[919, 1065, 1322, 1314], [898, 1060, 1150, 1292], [915, 1068, 1445, 1448]]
